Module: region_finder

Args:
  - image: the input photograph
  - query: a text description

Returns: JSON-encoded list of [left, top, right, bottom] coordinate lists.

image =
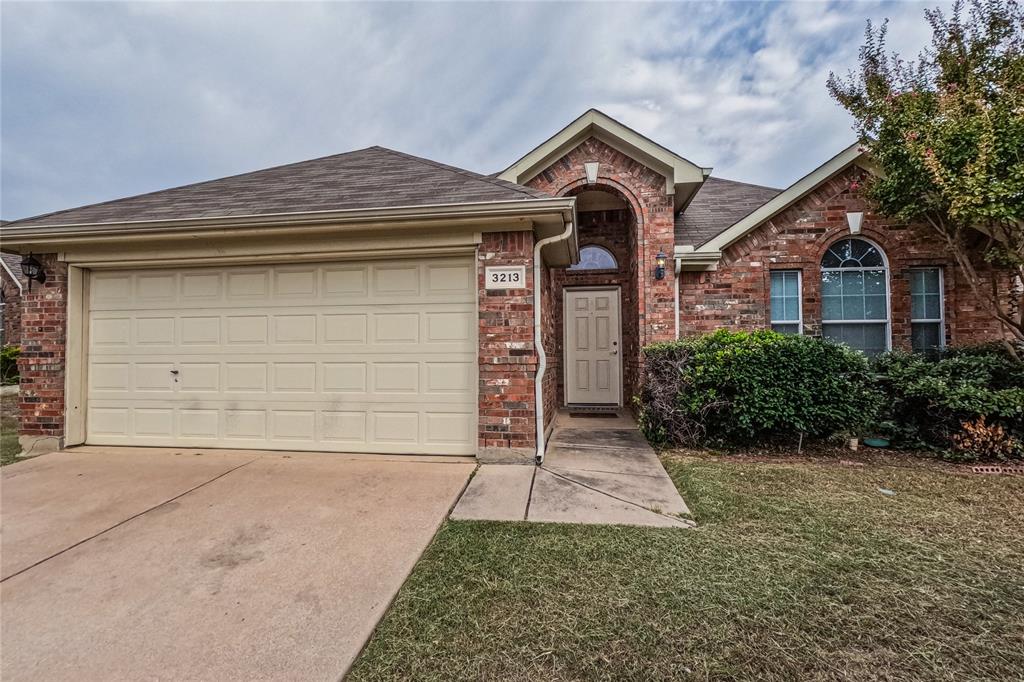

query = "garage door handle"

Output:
[[170, 370, 179, 375]]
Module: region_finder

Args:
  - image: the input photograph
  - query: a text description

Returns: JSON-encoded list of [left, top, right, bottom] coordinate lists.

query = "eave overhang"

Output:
[[0, 196, 581, 268], [498, 109, 710, 213]]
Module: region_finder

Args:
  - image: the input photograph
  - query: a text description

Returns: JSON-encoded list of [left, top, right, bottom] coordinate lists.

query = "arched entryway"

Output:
[[550, 184, 642, 407]]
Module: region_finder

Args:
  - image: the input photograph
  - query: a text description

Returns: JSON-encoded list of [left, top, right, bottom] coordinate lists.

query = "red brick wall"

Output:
[[478, 231, 537, 459], [526, 138, 677, 410], [680, 165, 1010, 346], [1, 273, 21, 345], [540, 261, 558, 432], [17, 254, 67, 440], [548, 207, 640, 406]]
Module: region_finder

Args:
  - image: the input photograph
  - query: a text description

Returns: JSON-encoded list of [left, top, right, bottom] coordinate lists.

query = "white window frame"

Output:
[[769, 269, 803, 334], [910, 266, 945, 352], [569, 244, 618, 272], [820, 237, 892, 353]]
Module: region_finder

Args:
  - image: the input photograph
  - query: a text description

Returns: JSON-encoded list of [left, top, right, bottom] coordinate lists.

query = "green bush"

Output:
[[0, 345, 19, 385], [639, 330, 881, 447], [872, 345, 1024, 461]]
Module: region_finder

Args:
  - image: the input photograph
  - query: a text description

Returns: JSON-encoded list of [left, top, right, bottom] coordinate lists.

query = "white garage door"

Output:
[[85, 257, 477, 455]]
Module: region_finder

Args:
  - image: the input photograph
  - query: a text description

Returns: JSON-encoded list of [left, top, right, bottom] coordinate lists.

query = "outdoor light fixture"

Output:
[[655, 251, 667, 280], [20, 253, 46, 290]]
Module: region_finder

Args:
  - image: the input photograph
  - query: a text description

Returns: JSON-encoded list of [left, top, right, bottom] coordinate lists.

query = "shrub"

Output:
[[0, 345, 19, 385], [872, 344, 1024, 461], [951, 416, 1022, 462], [639, 330, 881, 447]]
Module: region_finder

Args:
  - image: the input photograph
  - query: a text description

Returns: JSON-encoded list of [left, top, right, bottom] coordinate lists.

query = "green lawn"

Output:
[[1, 391, 20, 465], [349, 455, 1024, 681]]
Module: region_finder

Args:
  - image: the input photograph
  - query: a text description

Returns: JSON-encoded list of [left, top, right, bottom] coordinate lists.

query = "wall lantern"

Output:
[[846, 211, 864, 234], [20, 253, 46, 290], [654, 251, 667, 280]]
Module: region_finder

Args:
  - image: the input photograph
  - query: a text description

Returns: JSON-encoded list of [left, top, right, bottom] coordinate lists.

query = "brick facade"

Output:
[[527, 138, 677, 408], [680, 165, 1009, 346], [1, 271, 21, 346], [477, 231, 537, 461], [16, 254, 68, 454]]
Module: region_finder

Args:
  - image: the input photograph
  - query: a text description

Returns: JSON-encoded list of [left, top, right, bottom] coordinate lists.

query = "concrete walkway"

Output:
[[452, 411, 693, 528]]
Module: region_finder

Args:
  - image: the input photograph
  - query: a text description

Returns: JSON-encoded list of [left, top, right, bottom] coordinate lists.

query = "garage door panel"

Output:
[[90, 261, 475, 312], [87, 258, 477, 455]]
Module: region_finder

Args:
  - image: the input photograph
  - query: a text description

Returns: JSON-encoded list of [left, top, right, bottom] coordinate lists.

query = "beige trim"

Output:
[[0, 197, 576, 243], [699, 144, 864, 254], [64, 266, 87, 445], [497, 109, 709, 211]]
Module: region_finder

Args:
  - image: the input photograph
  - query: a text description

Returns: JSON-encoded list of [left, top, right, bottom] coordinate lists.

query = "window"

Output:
[[910, 267, 944, 354], [770, 270, 802, 334], [569, 245, 617, 271], [820, 238, 890, 355]]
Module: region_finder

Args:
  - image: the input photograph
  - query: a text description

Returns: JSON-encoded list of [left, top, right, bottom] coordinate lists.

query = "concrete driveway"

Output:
[[1, 446, 473, 681]]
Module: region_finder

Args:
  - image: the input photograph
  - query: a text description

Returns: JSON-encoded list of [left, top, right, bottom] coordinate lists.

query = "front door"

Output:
[[564, 288, 621, 405]]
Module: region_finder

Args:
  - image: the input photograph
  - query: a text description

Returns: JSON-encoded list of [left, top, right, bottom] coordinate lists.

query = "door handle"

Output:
[[610, 350, 618, 355]]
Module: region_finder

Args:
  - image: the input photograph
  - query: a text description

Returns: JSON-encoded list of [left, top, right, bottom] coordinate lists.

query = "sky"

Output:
[[1, 1, 950, 221]]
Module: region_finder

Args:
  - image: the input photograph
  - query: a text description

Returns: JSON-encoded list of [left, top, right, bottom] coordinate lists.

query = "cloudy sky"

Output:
[[2, 1, 949, 221]]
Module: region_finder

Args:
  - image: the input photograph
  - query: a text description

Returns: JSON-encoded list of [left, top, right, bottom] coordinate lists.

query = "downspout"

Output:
[[674, 258, 682, 339], [534, 220, 575, 464]]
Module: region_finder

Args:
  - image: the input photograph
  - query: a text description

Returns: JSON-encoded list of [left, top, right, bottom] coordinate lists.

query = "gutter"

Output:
[[674, 258, 681, 339], [533, 219, 575, 465], [0, 197, 578, 245]]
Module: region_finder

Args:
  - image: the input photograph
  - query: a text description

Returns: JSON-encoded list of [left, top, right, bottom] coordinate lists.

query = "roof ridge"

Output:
[[3, 146, 380, 226], [374, 147, 545, 199]]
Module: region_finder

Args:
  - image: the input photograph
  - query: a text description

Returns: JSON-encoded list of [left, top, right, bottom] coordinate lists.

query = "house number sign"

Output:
[[484, 265, 526, 290]]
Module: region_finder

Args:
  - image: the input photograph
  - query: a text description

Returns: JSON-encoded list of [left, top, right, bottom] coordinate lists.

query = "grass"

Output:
[[349, 454, 1024, 681], [1, 390, 20, 465]]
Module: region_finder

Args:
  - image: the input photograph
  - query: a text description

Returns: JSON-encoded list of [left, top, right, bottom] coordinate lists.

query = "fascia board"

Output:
[[0, 197, 577, 247], [700, 144, 864, 253]]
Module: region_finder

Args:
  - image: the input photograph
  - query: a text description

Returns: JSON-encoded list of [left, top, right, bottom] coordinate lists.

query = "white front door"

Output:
[[564, 288, 621, 405]]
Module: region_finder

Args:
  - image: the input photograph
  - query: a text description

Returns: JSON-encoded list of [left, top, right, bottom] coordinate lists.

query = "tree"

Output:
[[828, 0, 1024, 356]]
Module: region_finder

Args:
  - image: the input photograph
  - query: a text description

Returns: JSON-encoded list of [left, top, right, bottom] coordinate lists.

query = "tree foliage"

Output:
[[828, 0, 1024, 352]]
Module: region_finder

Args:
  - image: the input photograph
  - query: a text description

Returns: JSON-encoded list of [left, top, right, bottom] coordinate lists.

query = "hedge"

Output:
[[638, 330, 880, 447], [638, 331, 1024, 461]]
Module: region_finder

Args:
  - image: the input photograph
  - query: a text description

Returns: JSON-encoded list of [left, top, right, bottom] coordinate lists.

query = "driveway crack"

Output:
[[1, 457, 259, 583]]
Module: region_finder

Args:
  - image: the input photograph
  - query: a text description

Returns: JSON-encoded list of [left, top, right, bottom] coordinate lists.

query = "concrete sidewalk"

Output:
[[452, 411, 693, 528]]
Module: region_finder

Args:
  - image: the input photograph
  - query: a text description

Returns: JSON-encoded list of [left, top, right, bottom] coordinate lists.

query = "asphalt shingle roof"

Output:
[[1, 252, 21, 277], [3, 146, 551, 228], [675, 176, 781, 247]]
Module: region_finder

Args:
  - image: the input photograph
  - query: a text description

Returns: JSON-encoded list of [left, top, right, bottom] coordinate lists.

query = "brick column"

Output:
[[17, 254, 67, 456], [477, 231, 536, 462]]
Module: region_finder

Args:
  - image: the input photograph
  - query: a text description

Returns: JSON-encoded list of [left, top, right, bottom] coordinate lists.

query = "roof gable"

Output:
[[680, 144, 866, 259], [4, 146, 551, 229], [497, 109, 709, 211]]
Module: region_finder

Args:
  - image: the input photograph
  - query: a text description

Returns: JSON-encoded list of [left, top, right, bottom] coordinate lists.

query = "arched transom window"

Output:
[[820, 238, 890, 355], [569, 245, 618, 271]]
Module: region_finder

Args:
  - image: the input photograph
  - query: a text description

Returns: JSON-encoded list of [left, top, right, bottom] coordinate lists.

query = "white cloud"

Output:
[[0, 1, 950, 219]]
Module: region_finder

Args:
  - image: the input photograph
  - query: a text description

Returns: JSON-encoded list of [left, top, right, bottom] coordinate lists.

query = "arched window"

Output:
[[820, 238, 890, 355], [569, 245, 618, 271]]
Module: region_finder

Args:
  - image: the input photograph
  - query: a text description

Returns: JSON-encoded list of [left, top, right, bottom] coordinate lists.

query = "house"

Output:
[[1, 250, 24, 347], [0, 109, 1010, 461]]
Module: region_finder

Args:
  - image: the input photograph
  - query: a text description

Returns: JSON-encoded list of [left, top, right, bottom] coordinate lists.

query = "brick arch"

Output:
[[556, 178, 645, 229], [814, 226, 896, 266]]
